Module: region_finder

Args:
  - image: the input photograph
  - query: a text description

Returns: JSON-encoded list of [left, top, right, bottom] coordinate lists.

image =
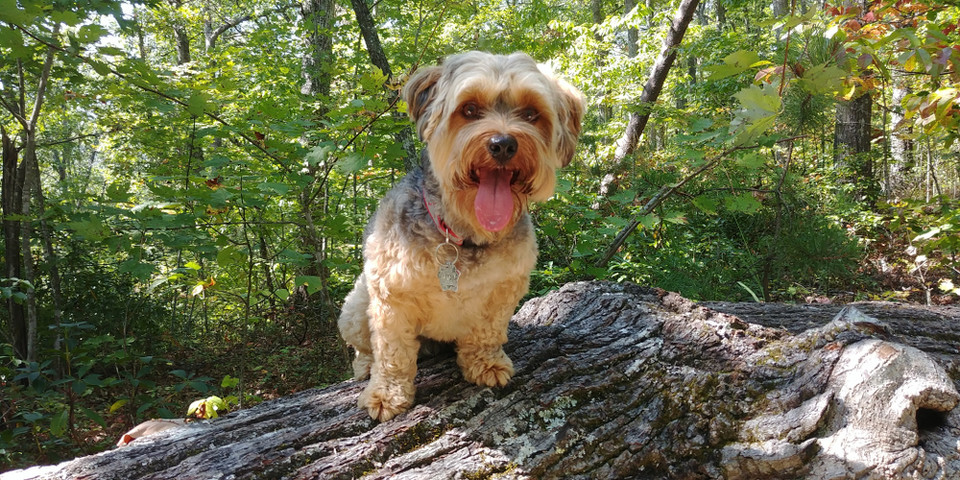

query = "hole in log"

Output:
[[916, 408, 949, 433]]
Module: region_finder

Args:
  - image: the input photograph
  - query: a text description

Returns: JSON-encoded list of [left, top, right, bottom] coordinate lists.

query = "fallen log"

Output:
[[5, 281, 959, 479]]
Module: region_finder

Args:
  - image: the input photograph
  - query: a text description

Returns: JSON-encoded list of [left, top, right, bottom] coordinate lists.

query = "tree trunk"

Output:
[[349, 0, 418, 171], [300, 0, 335, 102], [19, 135, 38, 363], [889, 73, 915, 198], [771, 0, 788, 18], [174, 25, 191, 65], [1, 126, 26, 361], [295, 0, 339, 333], [834, 91, 875, 200], [10, 281, 959, 479], [601, 0, 701, 200]]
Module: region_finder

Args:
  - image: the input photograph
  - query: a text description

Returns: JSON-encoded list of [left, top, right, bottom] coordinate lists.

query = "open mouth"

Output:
[[473, 167, 517, 232], [469, 168, 520, 185]]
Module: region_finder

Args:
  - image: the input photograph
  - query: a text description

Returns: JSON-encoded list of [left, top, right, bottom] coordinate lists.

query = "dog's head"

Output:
[[403, 51, 584, 243]]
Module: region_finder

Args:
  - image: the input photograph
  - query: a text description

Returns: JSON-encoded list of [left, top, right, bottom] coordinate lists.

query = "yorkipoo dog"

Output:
[[338, 51, 584, 421]]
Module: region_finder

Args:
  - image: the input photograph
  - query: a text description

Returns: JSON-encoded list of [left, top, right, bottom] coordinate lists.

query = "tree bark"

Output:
[[9, 281, 960, 479], [888, 72, 914, 198], [601, 0, 701, 200], [349, 0, 418, 171], [174, 25, 191, 65], [834, 91, 875, 200], [1, 126, 26, 360], [300, 0, 335, 102]]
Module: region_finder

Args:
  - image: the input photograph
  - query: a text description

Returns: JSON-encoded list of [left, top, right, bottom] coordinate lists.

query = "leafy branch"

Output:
[[10, 22, 290, 171], [594, 135, 806, 269]]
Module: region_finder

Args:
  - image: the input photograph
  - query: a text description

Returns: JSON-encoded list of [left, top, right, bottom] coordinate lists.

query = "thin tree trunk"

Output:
[[1, 126, 26, 360], [834, 91, 874, 200], [19, 137, 38, 363], [32, 158, 65, 338], [174, 26, 191, 64], [350, 0, 419, 171], [600, 0, 701, 200], [297, 0, 338, 326], [888, 73, 914, 198], [300, 0, 335, 103]]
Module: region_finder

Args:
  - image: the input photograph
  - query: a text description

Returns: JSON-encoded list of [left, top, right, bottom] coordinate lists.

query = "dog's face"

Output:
[[403, 51, 584, 243]]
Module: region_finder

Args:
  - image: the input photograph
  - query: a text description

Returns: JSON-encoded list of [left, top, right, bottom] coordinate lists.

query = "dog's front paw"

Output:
[[358, 382, 413, 422], [459, 349, 514, 387]]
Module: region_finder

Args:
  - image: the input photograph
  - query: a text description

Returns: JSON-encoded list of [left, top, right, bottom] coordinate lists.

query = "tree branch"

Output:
[[10, 23, 289, 172], [594, 135, 806, 269], [28, 23, 60, 131]]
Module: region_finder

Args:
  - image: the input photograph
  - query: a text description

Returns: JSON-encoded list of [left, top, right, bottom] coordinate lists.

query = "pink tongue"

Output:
[[474, 169, 514, 232]]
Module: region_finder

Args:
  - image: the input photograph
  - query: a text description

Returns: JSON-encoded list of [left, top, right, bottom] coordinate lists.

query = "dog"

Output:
[[338, 51, 584, 421]]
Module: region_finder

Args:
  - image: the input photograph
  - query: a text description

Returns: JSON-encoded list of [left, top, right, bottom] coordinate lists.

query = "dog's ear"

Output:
[[553, 78, 585, 167], [402, 65, 443, 140]]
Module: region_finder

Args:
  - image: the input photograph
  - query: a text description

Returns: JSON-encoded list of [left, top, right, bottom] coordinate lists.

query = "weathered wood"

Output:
[[6, 282, 959, 479]]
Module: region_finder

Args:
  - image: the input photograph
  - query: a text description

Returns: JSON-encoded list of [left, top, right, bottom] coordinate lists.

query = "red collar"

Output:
[[422, 190, 464, 246]]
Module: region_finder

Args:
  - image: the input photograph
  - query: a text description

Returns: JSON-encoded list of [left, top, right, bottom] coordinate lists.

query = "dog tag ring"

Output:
[[435, 242, 460, 292]]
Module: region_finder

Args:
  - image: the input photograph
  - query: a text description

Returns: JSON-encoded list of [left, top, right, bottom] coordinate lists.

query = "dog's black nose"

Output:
[[487, 134, 518, 163]]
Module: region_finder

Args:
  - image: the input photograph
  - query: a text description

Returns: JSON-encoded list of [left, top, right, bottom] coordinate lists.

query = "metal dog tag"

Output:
[[438, 261, 460, 292], [435, 241, 460, 292]]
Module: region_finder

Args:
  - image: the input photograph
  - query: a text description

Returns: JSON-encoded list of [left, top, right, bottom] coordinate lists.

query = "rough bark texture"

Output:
[[7, 282, 960, 480]]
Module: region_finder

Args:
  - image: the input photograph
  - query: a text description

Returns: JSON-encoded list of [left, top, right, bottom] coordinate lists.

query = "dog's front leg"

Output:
[[358, 299, 420, 421], [456, 312, 514, 388]]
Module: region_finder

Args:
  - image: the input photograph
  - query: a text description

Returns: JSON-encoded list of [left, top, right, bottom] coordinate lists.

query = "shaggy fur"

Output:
[[338, 51, 584, 421]]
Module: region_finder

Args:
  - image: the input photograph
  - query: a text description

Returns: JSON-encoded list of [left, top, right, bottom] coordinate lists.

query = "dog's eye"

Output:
[[461, 103, 481, 119], [520, 108, 540, 123]]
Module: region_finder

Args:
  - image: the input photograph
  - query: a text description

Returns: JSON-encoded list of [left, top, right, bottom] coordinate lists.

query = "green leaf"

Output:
[[706, 50, 769, 80], [22, 412, 44, 423], [68, 218, 110, 241], [689, 117, 713, 132], [76, 24, 107, 44], [305, 144, 334, 166], [609, 189, 636, 205], [335, 153, 368, 174], [217, 245, 247, 266], [0, 25, 24, 50], [80, 407, 108, 428], [109, 399, 129, 414], [258, 182, 290, 195], [187, 92, 209, 116], [48, 9, 80, 25], [0, 0, 34, 23], [72, 379, 88, 395], [663, 211, 687, 225], [294, 275, 324, 295], [913, 226, 942, 242], [50, 410, 69, 437], [691, 196, 718, 215], [724, 193, 763, 213], [119, 259, 155, 280], [88, 60, 112, 77], [638, 213, 660, 230], [737, 281, 762, 302], [737, 153, 766, 169], [796, 64, 846, 95], [106, 180, 130, 202], [97, 46, 125, 56], [733, 85, 782, 119], [221, 375, 240, 389]]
